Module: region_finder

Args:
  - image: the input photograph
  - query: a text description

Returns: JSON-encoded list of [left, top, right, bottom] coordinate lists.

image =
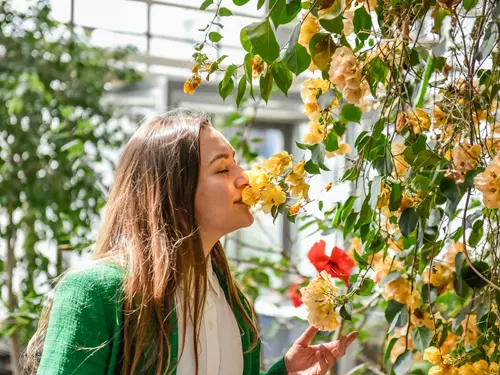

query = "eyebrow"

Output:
[[208, 149, 236, 166]]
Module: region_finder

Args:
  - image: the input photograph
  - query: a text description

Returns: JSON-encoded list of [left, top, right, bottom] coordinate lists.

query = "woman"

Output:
[[26, 109, 358, 375]]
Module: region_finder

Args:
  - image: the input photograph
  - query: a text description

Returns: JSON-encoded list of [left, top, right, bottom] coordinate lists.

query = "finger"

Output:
[[315, 350, 329, 374], [319, 344, 336, 365], [332, 336, 347, 358], [295, 325, 319, 346], [345, 331, 359, 347]]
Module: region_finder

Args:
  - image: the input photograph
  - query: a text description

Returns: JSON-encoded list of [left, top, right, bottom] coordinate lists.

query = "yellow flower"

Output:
[[245, 168, 269, 189], [298, 12, 320, 50], [242, 186, 260, 206], [407, 108, 431, 134], [473, 360, 489, 374], [462, 315, 479, 347], [289, 202, 301, 216], [326, 142, 352, 158], [262, 151, 293, 176], [381, 277, 420, 308], [183, 75, 201, 95], [424, 347, 443, 366], [458, 363, 476, 375], [289, 181, 310, 200], [328, 46, 364, 104], [300, 270, 341, 331], [252, 55, 265, 79], [343, 8, 354, 35], [489, 363, 499, 374], [286, 160, 307, 185], [348, 237, 362, 259], [392, 142, 410, 180], [303, 121, 327, 145], [377, 181, 391, 209], [325, 182, 333, 191], [301, 78, 330, 104], [422, 261, 454, 289], [452, 142, 481, 174], [433, 105, 448, 128], [429, 365, 445, 375], [260, 184, 287, 213], [474, 153, 500, 208], [369, 253, 403, 283]]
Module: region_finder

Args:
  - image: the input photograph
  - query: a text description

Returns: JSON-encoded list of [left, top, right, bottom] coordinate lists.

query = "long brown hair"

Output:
[[25, 108, 259, 374]]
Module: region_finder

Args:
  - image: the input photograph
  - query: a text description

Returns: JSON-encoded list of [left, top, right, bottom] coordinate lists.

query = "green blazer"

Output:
[[37, 263, 287, 375]]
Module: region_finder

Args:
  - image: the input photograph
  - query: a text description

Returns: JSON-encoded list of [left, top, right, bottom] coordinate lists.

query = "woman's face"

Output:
[[195, 126, 254, 244]]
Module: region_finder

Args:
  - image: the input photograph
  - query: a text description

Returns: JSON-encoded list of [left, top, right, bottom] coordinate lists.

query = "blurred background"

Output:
[[0, 0, 378, 374]]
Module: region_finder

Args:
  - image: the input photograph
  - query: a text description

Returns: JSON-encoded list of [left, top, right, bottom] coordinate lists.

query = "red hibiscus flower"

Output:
[[307, 240, 355, 285], [288, 278, 305, 307]]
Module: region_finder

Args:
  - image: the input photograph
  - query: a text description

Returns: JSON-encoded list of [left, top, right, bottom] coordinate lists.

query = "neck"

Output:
[[200, 232, 219, 258]]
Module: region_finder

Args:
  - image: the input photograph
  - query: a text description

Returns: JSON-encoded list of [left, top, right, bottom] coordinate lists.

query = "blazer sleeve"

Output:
[[36, 269, 114, 375], [261, 356, 287, 375]]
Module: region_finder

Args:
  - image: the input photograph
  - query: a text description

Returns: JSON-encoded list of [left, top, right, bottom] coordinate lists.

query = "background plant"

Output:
[[0, 1, 141, 373]]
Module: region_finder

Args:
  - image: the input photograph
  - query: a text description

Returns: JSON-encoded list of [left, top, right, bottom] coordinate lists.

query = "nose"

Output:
[[235, 166, 249, 189]]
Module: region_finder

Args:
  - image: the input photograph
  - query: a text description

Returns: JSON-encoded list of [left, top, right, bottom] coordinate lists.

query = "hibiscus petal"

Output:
[[308, 240, 330, 273]]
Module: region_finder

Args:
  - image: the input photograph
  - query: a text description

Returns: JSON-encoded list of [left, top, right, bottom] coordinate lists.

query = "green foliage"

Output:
[[0, 0, 141, 348]]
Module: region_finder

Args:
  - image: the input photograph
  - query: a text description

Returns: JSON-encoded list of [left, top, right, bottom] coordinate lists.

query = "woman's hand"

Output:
[[283, 326, 358, 375]]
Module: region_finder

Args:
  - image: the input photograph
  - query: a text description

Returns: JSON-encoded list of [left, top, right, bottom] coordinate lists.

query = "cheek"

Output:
[[195, 179, 232, 218]]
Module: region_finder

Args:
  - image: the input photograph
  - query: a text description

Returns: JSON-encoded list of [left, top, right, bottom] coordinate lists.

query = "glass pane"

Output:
[[150, 4, 211, 42], [74, 0, 148, 34], [152, 0, 266, 16], [90, 29, 148, 53], [150, 37, 199, 60], [221, 15, 255, 47], [50, 0, 71, 23]]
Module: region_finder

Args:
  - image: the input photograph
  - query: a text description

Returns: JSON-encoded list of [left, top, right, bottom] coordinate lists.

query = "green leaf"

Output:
[[319, 16, 344, 34], [236, 76, 247, 108], [477, 312, 497, 333], [353, 6, 372, 42], [304, 160, 321, 174], [222, 64, 238, 86], [271, 61, 293, 96], [399, 207, 418, 238], [283, 43, 311, 75], [240, 28, 252, 52], [463, 0, 478, 11], [259, 70, 274, 103], [476, 22, 499, 62], [245, 20, 280, 64], [440, 178, 460, 205], [385, 338, 398, 364], [219, 77, 234, 100], [218, 7, 233, 16], [270, 0, 301, 27], [357, 278, 375, 296], [324, 131, 339, 152], [340, 302, 352, 320], [385, 300, 408, 330], [454, 252, 471, 298], [411, 326, 432, 353], [200, 0, 213, 10], [209, 31, 223, 42], [364, 56, 388, 97], [353, 251, 369, 268], [233, 0, 251, 5], [388, 182, 402, 211], [461, 261, 491, 289], [433, 8, 450, 31], [416, 56, 435, 108], [393, 350, 413, 375], [257, 0, 265, 9], [341, 104, 362, 122], [309, 33, 335, 71], [468, 219, 483, 247], [244, 53, 254, 98]]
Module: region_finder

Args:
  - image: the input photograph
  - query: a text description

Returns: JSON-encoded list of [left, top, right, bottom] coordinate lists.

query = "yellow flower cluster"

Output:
[[422, 241, 462, 294], [381, 277, 421, 309], [424, 347, 499, 375], [298, 12, 320, 71], [251, 55, 265, 79], [450, 141, 481, 182], [300, 270, 341, 331], [328, 46, 365, 104], [474, 153, 500, 208], [397, 108, 431, 134], [391, 142, 410, 180], [184, 75, 202, 95], [242, 152, 310, 215]]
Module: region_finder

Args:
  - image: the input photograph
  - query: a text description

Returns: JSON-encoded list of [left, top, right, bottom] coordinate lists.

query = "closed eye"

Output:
[[217, 169, 229, 174]]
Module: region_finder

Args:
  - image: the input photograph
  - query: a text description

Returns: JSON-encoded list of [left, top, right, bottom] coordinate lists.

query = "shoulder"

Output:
[[55, 262, 125, 303]]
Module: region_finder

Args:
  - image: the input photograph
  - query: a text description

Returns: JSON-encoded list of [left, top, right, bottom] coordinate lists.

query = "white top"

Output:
[[175, 258, 244, 375]]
